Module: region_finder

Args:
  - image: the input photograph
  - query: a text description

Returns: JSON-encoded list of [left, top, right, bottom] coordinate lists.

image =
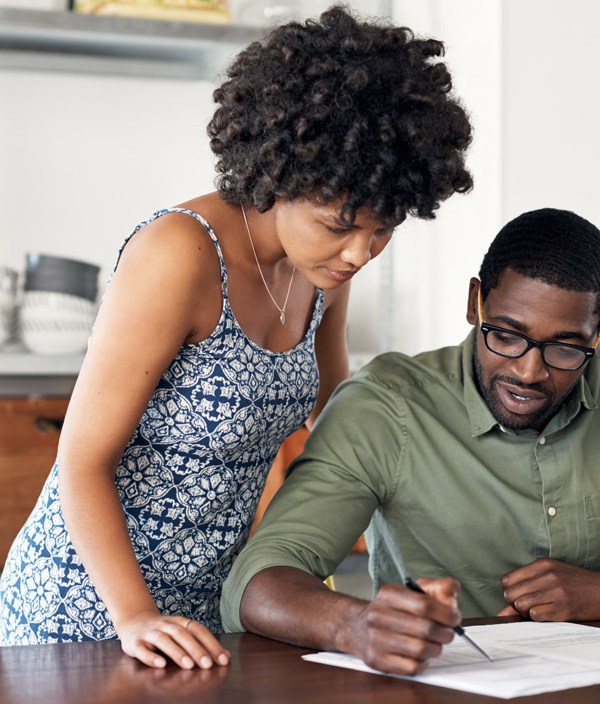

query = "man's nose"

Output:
[[511, 347, 550, 384]]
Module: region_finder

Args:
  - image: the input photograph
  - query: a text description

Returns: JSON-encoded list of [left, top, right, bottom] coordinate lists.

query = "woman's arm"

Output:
[[306, 284, 351, 428], [57, 213, 229, 669]]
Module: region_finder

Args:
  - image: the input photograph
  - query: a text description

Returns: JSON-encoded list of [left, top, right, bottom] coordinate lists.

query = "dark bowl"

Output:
[[24, 253, 100, 302]]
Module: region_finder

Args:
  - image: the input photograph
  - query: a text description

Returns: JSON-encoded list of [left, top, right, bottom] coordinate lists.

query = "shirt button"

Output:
[[548, 506, 557, 517], [539, 436, 546, 445]]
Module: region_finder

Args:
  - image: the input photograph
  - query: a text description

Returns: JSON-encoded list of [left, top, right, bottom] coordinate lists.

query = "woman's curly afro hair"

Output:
[[208, 4, 473, 225]]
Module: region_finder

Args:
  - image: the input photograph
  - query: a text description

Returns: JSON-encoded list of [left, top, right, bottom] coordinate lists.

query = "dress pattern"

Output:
[[0, 208, 323, 644]]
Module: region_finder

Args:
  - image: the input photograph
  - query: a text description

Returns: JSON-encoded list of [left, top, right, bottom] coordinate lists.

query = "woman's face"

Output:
[[272, 198, 396, 289]]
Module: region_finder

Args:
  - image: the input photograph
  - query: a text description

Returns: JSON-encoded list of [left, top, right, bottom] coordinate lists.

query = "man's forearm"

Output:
[[239, 566, 464, 677], [239, 566, 369, 653]]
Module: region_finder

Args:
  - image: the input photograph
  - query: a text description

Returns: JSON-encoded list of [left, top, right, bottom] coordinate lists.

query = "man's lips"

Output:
[[495, 381, 548, 416]]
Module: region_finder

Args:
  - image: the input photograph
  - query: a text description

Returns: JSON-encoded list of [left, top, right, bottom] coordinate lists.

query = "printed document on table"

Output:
[[302, 622, 600, 699], [468, 620, 600, 666]]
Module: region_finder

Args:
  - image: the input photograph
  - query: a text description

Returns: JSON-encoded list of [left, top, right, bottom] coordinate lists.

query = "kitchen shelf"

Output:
[[0, 341, 83, 376], [0, 342, 82, 395], [0, 6, 266, 80]]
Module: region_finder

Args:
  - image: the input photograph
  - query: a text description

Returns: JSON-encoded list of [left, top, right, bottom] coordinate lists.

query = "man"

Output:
[[221, 208, 600, 675]]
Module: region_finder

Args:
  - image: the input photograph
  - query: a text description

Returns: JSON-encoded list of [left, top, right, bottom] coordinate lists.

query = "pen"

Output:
[[404, 577, 494, 662]]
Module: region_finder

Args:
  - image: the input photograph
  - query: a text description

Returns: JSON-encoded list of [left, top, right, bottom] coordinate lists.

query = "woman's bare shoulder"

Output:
[[120, 205, 221, 284]]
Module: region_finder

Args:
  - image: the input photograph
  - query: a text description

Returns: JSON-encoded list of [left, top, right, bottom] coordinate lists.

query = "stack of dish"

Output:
[[0, 266, 19, 348], [19, 254, 100, 355]]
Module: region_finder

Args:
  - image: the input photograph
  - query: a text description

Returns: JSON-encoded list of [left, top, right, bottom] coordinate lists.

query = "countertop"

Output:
[[0, 342, 84, 376], [0, 342, 83, 396]]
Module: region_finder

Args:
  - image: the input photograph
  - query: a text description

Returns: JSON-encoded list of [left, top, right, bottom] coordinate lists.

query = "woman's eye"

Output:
[[326, 226, 352, 235]]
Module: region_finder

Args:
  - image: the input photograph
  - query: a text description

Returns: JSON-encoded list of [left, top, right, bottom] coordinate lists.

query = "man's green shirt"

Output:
[[221, 331, 600, 631]]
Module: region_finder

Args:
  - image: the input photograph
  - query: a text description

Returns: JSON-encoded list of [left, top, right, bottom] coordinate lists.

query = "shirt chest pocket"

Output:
[[584, 494, 600, 568]]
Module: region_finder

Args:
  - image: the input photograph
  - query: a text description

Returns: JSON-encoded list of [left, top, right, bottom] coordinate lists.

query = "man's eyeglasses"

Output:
[[477, 289, 600, 371]]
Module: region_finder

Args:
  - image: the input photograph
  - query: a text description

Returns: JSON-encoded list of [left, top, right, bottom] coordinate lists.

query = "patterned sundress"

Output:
[[0, 208, 323, 644]]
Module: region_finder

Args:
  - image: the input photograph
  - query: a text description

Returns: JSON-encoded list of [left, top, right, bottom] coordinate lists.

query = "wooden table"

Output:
[[2, 625, 600, 704]]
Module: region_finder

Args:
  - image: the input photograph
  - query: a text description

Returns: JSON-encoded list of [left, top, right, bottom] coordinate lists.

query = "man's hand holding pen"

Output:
[[342, 577, 463, 676], [405, 578, 493, 661]]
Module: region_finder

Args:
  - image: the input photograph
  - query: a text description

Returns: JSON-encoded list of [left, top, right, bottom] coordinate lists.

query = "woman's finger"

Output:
[[185, 621, 231, 666], [128, 640, 168, 669], [143, 630, 196, 669]]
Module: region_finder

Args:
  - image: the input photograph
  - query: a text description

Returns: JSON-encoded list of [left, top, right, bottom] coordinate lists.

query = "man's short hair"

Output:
[[479, 208, 600, 315]]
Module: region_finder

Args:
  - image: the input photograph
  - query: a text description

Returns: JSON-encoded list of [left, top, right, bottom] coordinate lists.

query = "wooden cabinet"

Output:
[[0, 397, 68, 570]]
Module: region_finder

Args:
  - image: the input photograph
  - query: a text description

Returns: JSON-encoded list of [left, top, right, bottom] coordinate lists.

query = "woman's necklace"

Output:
[[241, 204, 296, 325]]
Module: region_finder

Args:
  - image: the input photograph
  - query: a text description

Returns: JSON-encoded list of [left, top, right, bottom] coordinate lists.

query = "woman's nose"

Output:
[[340, 234, 372, 268]]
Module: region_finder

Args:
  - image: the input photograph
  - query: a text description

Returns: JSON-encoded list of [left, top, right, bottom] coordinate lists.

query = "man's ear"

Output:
[[466, 278, 480, 325]]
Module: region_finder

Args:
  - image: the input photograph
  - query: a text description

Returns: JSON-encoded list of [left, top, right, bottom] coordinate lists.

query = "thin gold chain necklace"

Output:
[[241, 204, 296, 325]]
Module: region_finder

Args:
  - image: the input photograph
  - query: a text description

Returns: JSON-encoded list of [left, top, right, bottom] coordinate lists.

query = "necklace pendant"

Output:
[[241, 204, 295, 328]]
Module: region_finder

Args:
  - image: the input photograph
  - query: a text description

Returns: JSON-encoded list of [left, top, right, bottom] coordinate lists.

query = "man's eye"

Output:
[[491, 331, 521, 346], [552, 345, 580, 358]]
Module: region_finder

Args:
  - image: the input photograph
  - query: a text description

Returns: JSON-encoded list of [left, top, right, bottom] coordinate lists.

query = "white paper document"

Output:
[[302, 622, 600, 698]]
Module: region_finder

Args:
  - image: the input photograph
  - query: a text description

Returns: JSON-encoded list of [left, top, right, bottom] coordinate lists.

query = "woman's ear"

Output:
[[466, 278, 480, 325]]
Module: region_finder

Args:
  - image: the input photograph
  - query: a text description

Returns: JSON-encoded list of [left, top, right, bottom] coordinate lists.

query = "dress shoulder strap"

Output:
[[109, 207, 229, 297]]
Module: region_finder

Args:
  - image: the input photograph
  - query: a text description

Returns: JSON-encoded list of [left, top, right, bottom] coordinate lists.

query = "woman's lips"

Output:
[[326, 268, 357, 282], [496, 381, 548, 416]]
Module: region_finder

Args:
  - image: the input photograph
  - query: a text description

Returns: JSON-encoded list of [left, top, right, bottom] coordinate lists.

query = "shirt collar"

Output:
[[461, 328, 599, 438]]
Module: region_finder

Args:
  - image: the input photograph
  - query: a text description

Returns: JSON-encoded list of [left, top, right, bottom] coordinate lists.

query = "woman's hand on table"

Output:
[[117, 612, 231, 669]]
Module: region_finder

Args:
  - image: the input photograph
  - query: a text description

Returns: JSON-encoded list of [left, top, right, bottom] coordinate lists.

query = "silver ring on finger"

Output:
[[183, 618, 192, 630]]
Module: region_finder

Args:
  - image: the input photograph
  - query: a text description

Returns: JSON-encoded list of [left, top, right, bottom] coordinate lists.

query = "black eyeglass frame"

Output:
[[477, 287, 600, 372], [480, 321, 596, 371]]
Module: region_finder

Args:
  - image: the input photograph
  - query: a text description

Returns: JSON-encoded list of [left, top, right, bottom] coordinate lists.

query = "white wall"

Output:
[[502, 0, 600, 226], [0, 70, 218, 284]]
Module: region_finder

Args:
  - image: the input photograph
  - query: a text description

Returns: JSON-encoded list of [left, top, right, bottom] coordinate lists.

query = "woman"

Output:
[[0, 5, 472, 669]]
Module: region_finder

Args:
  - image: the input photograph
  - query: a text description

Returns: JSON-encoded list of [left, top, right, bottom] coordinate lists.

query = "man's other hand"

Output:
[[499, 558, 600, 621]]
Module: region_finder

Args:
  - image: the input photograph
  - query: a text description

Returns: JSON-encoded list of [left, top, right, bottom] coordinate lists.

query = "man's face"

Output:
[[466, 269, 599, 431]]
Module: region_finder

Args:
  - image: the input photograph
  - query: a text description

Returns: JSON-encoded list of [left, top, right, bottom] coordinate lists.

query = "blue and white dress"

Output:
[[0, 208, 323, 644]]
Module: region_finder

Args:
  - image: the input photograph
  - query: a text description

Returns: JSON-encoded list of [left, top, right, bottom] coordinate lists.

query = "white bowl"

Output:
[[20, 327, 91, 355], [20, 290, 96, 316], [19, 292, 96, 355]]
